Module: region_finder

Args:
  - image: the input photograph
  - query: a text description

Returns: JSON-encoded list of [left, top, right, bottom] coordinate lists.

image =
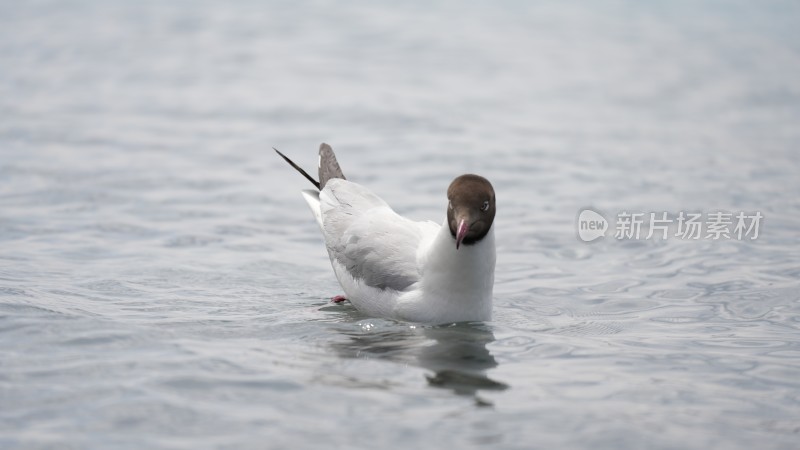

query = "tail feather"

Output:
[[318, 143, 346, 188], [301, 189, 323, 230], [274, 147, 321, 190]]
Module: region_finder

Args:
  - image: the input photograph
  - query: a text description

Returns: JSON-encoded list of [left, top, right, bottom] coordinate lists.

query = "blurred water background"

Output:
[[1, 0, 800, 448]]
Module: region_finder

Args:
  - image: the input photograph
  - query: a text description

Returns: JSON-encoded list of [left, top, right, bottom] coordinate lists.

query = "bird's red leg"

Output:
[[331, 295, 347, 303]]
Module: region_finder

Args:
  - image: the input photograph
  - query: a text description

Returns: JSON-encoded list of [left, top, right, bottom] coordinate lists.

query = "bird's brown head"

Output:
[[447, 174, 496, 249]]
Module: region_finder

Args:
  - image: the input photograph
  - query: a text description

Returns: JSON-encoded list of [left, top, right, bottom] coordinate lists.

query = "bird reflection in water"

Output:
[[330, 320, 508, 406]]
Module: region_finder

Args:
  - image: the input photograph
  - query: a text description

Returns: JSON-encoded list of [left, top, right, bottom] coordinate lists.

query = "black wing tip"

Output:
[[273, 147, 321, 190], [272, 146, 288, 160]]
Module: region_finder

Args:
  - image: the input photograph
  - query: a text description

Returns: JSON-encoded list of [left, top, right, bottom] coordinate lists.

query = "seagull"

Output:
[[275, 143, 496, 324]]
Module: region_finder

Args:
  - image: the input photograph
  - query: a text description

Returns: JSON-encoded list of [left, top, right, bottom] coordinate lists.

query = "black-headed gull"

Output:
[[275, 143, 496, 324]]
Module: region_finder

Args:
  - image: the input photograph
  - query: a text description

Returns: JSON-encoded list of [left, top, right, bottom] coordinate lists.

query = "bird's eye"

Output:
[[481, 200, 490, 211]]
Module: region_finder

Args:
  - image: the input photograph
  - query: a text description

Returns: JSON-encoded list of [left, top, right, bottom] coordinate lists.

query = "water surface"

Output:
[[2, 1, 800, 448]]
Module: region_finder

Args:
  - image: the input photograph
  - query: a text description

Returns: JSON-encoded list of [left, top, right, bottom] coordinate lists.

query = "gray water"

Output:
[[2, 1, 800, 448]]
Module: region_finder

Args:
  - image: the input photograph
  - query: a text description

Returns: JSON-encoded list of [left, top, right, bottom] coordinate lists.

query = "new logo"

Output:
[[577, 208, 608, 242]]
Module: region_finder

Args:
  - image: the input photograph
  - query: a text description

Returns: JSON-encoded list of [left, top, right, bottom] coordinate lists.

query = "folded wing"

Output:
[[320, 179, 437, 292]]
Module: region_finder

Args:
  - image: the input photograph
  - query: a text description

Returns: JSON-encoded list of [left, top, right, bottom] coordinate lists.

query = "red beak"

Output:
[[456, 219, 469, 250]]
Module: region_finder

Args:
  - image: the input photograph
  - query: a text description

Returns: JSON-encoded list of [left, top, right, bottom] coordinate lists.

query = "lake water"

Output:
[[2, 1, 800, 448]]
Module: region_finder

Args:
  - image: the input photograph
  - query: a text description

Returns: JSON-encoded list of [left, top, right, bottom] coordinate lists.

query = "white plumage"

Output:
[[301, 178, 495, 324]]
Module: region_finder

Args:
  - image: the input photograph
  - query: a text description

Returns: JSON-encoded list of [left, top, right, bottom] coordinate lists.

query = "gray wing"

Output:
[[319, 179, 437, 291], [318, 143, 346, 189]]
